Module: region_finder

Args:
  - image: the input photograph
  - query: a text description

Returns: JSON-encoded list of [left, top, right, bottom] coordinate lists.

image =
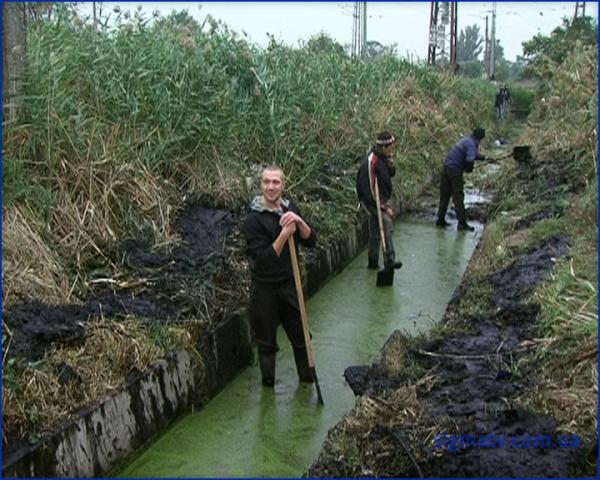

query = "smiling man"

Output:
[[242, 165, 317, 388]]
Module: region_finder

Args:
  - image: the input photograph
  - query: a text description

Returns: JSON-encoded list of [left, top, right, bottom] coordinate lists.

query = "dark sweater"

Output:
[[356, 151, 396, 210], [242, 196, 317, 285]]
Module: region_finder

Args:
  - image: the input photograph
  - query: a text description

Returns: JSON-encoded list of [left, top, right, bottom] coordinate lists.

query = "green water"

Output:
[[118, 218, 480, 478]]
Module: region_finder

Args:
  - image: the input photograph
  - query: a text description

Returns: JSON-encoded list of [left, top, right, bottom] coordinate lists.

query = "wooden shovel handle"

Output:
[[374, 179, 388, 255], [288, 236, 317, 368]]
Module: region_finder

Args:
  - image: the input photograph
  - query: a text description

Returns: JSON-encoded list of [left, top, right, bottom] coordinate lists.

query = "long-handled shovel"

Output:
[[288, 236, 324, 405], [374, 179, 394, 287]]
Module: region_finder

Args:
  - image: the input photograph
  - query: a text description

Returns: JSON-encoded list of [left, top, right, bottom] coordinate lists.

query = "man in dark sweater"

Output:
[[436, 128, 486, 231], [356, 131, 403, 270], [242, 165, 317, 387]]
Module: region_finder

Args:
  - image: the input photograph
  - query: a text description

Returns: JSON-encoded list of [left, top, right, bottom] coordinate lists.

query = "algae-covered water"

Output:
[[117, 218, 481, 477]]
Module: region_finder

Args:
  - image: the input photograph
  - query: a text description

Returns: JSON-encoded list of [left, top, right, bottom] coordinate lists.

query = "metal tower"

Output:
[[351, 2, 367, 58], [449, 2, 458, 70], [428, 1, 457, 71], [427, 2, 439, 65], [574, 1, 586, 20]]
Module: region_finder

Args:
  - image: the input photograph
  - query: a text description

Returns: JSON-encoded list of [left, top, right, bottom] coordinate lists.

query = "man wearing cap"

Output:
[[436, 127, 487, 231], [356, 131, 403, 270]]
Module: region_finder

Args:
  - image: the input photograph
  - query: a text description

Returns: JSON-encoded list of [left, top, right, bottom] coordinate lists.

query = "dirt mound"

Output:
[[3, 294, 172, 361], [487, 234, 569, 308], [513, 206, 565, 230], [343, 365, 401, 396], [122, 205, 234, 274], [3, 205, 237, 362]]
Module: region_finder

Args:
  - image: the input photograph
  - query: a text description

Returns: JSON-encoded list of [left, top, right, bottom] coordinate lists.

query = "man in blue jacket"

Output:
[[436, 128, 486, 231]]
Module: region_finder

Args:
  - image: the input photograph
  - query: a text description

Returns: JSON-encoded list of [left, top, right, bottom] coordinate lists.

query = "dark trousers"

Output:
[[249, 281, 311, 384], [437, 166, 467, 225], [364, 204, 395, 267]]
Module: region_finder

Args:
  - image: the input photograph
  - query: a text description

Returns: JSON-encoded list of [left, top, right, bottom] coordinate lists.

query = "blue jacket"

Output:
[[443, 135, 483, 173]]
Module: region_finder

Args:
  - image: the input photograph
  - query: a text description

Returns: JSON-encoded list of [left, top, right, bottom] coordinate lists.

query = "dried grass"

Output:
[[2, 205, 70, 307], [2, 319, 193, 443]]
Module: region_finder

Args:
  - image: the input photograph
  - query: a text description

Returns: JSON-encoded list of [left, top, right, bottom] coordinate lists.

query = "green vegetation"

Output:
[[2, 6, 493, 444], [522, 16, 598, 76], [2, 5, 492, 309]]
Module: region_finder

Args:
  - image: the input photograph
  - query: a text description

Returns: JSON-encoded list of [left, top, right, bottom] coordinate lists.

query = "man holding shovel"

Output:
[[436, 127, 486, 231], [242, 166, 317, 388], [356, 131, 403, 271]]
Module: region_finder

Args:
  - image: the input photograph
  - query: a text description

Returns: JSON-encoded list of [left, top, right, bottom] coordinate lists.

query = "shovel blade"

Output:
[[512, 145, 532, 163], [376, 267, 394, 287]]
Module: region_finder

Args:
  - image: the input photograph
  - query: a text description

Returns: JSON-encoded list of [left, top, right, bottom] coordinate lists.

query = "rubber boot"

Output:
[[293, 347, 313, 383], [259, 353, 276, 387]]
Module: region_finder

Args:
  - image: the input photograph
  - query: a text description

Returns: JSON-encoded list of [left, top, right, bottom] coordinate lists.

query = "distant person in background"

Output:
[[495, 89, 504, 120], [436, 128, 487, 232], [242, 166, 317, 388], [356, 131, 403, 271], [500, 85, 510, 118]]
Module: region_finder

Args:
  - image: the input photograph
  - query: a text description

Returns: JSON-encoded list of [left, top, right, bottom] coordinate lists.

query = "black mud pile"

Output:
[[309, 234, 595, 477], [3, 204, 238, 362]]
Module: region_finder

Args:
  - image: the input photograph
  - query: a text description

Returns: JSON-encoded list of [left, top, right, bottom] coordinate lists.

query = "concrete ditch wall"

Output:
[[3, 351, 194, 477], [2, 219, 371, 478]]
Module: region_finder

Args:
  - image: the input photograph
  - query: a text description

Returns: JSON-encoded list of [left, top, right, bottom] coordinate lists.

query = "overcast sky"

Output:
[[80, 2, 598, 61]]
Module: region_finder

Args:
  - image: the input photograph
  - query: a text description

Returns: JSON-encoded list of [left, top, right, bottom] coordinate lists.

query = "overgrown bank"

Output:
[[1, 9, 497, 453], [307, 47, 597, 477]]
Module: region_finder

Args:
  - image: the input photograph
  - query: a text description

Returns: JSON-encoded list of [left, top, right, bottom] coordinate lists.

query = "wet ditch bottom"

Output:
[[117, 217, 482, 477]]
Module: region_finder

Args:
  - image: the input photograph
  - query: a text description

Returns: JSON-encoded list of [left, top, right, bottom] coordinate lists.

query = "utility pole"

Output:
[[351, 1, 367, 58], [449, 2, 458, 72], [362, 1, 367, 57], [574, 1, 586, 21], [484, 15, 490, 78], [427, 1, 439, 65], [489, 1, 497, 80]]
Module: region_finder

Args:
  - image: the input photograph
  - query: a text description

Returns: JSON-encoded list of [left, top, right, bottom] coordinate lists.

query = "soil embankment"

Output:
[[2, 204, 238, 460], [307, 181, 596, 477]]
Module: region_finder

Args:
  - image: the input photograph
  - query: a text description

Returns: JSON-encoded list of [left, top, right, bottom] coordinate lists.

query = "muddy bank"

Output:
[[2, 203, 237, 362], [308, 234, 595, 477], [2, 202, 243, 464]]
